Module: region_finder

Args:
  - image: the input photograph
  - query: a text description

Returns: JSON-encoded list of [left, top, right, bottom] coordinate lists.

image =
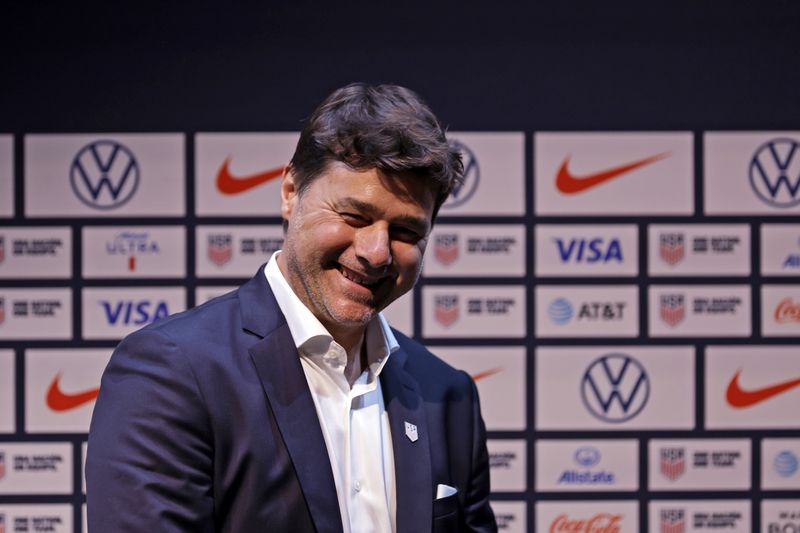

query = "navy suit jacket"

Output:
[[87, 268, 496, 532]]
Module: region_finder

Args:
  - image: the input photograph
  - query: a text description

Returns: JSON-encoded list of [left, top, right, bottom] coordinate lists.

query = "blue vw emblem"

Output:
[[581, 353, 650, 423], [442, 140, 479, 209], [70, 140, 140, 210], [749, 137, 800, 208]]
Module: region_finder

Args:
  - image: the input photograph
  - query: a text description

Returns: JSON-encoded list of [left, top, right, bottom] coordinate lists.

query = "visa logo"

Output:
[[555, 238, 623, 263], [101, 300, 170, 326]]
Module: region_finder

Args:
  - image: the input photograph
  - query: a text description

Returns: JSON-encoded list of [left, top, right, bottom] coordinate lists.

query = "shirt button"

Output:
[[354, 480, 362, 492]]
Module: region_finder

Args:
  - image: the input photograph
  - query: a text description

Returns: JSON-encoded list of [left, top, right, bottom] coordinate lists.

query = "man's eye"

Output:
[[341, 212, 368, 225], [391, 227, 423, 243]]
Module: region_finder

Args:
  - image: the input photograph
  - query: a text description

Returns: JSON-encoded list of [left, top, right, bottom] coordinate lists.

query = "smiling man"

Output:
[[87, 83, 496, 533]]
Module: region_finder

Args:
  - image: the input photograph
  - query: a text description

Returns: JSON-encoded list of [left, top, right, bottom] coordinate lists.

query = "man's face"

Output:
[[278, 163, 435, 340]]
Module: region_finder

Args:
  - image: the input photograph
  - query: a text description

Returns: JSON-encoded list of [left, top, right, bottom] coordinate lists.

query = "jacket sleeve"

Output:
[[86, 328, 215, 532], [462, 374, 497, 533]]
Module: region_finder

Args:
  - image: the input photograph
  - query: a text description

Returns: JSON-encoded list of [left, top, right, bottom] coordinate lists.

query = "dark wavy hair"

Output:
[[288, 83, 463, 219]]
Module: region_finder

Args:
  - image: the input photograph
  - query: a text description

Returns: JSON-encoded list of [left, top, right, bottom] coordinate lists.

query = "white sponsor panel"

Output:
[[82, 441, 87, 494], [82, 226, 185, 278], [706, 346, 800, 429], [0, 288, 71, 340], [195, 132, 298, 216], [25, 133, 184, 217], [82, 287, 185, 340], [536, 346, 695, 430], [536, 439, 638, 492], [25, 348, 112, 433], [195, 286, 238, 306], [82, 503, 87, 533], [432, 346, 525, 431], [705, 132, 800, 214], [762, 224, 800, 276], [381, 290, 413, 337], [487, 439, 526, 492], [763, 285, 800, 337], [762, 499, 800, 532], [0, 350, 14, 433], [536, 500, 638, 533], [762, 438, 800, 489], [0, 443, 72, 494], [0, 135, 12, 217], [422, 286, 526, 338], [649, 500, 750, 533], [535, 132, 693, 215], [423, 224, 525, 277], [0, 227, 71, 279], [535, 285, 638, 338], [491, 501, 527, 533], [0, 504, 73, 533], [438, 132, 525, 216], [196, 225, 283, 278], [648, 438, 751, 491], [648, 224, 751, 276], [535, 224, 638, 277], [649, 285, 751, 337]]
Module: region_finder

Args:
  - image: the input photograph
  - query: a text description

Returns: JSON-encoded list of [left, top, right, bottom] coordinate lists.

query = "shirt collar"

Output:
[[264, 252, 399, 375]]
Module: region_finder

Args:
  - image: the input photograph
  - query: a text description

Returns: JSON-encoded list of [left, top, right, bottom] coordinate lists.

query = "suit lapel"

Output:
[[240, 268, 343, 533], [382, 348, 433, 533]]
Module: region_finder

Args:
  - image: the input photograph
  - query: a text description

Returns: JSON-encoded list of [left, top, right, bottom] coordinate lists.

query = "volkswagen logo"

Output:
[[581, 353, 650, 423], [70, 140, 140, 210], [442, 140, 479, 209], [749, 137, 800, 208]]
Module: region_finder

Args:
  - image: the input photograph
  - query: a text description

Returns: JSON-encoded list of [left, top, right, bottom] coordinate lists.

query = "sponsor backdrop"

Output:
[[3, 5, 800, 531]]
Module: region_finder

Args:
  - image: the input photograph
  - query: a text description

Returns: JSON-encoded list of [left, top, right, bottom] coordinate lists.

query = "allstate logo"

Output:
[[442, 140, 479, 209], [581, 353, 650, 423], [70, 140, 140, 210], [548, 298, 573, 325], [774, 450, 799, 477], [749, 137, 800, 208], [574, 447, 600, 467]]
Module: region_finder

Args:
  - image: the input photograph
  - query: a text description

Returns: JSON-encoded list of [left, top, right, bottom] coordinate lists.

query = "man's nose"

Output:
[[355, 225, 392, 268]]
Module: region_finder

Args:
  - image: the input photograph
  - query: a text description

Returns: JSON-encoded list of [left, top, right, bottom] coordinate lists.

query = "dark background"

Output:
[[4, 1, 800, 132]]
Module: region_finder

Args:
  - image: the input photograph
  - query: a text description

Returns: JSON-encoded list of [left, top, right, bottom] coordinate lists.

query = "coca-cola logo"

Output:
[[550, 513, 623, 533], [775, 297, 800, 323]]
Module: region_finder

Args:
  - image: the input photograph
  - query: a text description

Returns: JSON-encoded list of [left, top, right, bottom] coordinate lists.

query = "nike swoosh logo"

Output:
[[555, 152, 670, 194], [215, 156, 284, 195], [46, 373, 100, 412], [471, 367, 503, 382], [725, 369, 800, 408]]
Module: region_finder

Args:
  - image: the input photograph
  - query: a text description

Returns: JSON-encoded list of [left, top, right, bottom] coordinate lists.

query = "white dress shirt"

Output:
[[265, 254, 397, 533]]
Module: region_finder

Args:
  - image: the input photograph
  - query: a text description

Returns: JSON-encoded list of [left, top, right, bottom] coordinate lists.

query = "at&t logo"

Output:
[[581, 353, 650, 423], [70, 140, 140, 209], [442, 140, 479, 209], [749, 138, 800, 208]]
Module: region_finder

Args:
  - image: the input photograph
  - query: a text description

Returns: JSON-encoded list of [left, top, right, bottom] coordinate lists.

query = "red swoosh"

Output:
[[215, 156, 284, 195], [46, 373, 100, 412], [471, 367, 503, 382], [725, 369, 800, 408], [555, 152, 670, 194]]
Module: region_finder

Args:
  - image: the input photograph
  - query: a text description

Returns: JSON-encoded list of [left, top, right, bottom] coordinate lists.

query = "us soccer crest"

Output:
[[0, 452, 5, 480], [660, 447, 685, 481], [0, 512, 5, 533], [659, 233, 685, 266], [434, 295, 459, 327], [434, 234, 459, 266], [207, 234, 233, 267], [660, 294, 685, 327], [660, 509, 685, 533]]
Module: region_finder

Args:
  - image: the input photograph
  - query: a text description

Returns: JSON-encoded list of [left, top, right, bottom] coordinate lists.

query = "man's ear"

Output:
[[280, 166, 298, 221]]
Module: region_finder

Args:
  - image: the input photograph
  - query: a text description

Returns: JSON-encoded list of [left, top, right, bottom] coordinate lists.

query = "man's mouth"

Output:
[[338, 264, 384, 288]]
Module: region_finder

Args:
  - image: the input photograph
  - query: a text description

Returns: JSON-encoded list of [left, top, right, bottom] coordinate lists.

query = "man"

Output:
[[87, 83, 496, 532]]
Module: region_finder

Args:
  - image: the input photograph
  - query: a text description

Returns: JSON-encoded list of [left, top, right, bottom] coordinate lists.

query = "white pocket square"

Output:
[[435, 483, 457, 499]]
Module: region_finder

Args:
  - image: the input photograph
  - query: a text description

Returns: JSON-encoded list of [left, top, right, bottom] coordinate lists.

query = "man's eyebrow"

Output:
[[339, 197, 430, 233]]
